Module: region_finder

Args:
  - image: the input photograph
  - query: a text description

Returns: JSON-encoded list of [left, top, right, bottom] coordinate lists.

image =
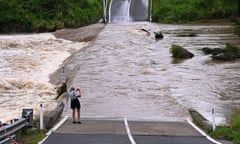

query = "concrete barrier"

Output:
[[44, 102, 64, 130], [188, 109, 212, 133]]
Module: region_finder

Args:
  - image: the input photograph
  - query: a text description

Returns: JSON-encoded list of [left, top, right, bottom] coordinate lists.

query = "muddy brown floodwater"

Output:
[[61, 22, 240, 125], [0, 22, 239, 125]]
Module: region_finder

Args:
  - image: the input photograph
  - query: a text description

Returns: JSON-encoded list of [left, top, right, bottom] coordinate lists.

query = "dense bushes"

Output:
[[0, 0, 102, 33], [152, 0, 238, 23]]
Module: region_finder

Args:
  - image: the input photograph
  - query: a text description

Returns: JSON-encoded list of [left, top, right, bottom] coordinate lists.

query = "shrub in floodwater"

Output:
[[201, 43, 240, 61], [55, 83, 67, 98], [154, 31, 164, 40], [236, 18, 240, 25], [170, 44, 194, 59], [176, 32, 197, 37], [201, 47, 223, 55], [234, 18, 240, 36], [234, 26, 240, 36]]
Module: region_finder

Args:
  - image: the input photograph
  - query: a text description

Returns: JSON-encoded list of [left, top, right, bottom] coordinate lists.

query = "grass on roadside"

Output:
[[19, 128, 47, 144], [210, 110, 240, 144]]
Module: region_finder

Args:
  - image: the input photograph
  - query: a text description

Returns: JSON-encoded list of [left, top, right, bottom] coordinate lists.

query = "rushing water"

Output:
[[65, 22, 240, 124], [0, 34, 87, 123], [0, 22, 239, 125], [110, 0, 130, 22]]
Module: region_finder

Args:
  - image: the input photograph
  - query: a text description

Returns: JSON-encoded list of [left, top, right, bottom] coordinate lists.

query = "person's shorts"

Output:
[[71, 99, 81, 109]]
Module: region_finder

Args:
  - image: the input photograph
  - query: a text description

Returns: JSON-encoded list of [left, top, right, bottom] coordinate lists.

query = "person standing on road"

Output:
[[69, 86, 81, 124]]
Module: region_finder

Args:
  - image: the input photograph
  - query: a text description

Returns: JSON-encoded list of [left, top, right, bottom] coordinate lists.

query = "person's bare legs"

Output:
[[72, 109, 76, 123], [77, 109, 81, 123]]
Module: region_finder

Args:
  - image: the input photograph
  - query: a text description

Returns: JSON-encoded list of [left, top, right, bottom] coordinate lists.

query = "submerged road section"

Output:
[[110, 0, 148, 22], [42, 118, 216, 144]]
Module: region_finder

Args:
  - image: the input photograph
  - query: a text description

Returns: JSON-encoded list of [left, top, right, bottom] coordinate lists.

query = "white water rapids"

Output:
[[0, 33, 87, 123]]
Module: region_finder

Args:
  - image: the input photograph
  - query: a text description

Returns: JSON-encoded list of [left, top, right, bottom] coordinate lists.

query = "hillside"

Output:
[[152, 0, 239, 23], [0, 0, 102, 33]]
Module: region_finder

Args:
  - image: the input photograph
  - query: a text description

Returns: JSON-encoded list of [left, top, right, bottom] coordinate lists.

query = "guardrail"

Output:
[[0, 109, 33, 144]]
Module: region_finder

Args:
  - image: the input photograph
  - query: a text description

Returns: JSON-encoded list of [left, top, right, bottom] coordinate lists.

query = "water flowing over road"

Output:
[[0, 22, 239, 125], [110, 0, 148, 22], [110, 0, 130, 22], [63, 22, 240, 124]]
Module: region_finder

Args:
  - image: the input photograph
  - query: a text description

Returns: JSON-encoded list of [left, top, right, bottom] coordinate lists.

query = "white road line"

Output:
[[124, 117, 136, 144], [187, 118, 222, 144], [38, 116, 68, 144]]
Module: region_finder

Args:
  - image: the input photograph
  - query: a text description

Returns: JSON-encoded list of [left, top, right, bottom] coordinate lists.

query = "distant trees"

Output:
[[0, 0, 102, 33], [152, 0, 239, 23]]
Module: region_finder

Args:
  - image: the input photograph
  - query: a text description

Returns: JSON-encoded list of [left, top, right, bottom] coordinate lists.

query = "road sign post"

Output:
[[40, 103, 44, 130], [212, 108, 216, 131], [61, 67, 66, 84]]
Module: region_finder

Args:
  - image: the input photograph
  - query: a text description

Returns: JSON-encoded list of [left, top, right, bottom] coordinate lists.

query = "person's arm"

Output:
[[77, 89, 81, 97]]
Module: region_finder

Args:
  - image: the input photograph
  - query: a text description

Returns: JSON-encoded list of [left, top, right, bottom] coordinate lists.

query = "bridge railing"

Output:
[[0, 109, 33, 144]]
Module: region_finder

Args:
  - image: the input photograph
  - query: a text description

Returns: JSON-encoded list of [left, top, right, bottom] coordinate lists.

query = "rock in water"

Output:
[[170, 45, 194, 59], [154, 31, 164, 40]]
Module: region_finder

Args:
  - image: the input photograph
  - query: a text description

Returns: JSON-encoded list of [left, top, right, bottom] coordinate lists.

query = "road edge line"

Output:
[[187, 118, 222, 144], [38, 116, 68, 144], [124, 117, 136, 144]]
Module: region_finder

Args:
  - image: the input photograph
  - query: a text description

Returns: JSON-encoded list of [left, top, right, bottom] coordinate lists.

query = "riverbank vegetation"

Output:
[[0, 0, 102, 33], [210, 110, 240, 144], [152, 0, 239, 23], [1, 0, 240, 33]]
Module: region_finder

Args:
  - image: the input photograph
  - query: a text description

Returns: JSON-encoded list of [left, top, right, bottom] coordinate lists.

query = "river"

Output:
[[0, 22, 239, 125]]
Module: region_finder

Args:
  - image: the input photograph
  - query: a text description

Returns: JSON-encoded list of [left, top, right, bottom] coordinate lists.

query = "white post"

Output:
[[105, 0, 108, 22], [61, 67, 66, 84], [212, 108, 216, 131], [150, 0, 153, 22], [40, 103, 44, 130], [103, 0, 107, 23]]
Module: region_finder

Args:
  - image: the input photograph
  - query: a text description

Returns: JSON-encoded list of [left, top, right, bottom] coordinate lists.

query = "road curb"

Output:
[[187, 118, 222, 144], [38, 116, 68, 144]]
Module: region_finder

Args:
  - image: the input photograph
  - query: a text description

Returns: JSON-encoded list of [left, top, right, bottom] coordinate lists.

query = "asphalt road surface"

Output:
[[43, 118, 217, 144]]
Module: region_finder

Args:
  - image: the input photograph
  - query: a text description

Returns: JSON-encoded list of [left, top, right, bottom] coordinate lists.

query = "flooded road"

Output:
[[65, 22, 240, 124], [0, 22, 239, 125]]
